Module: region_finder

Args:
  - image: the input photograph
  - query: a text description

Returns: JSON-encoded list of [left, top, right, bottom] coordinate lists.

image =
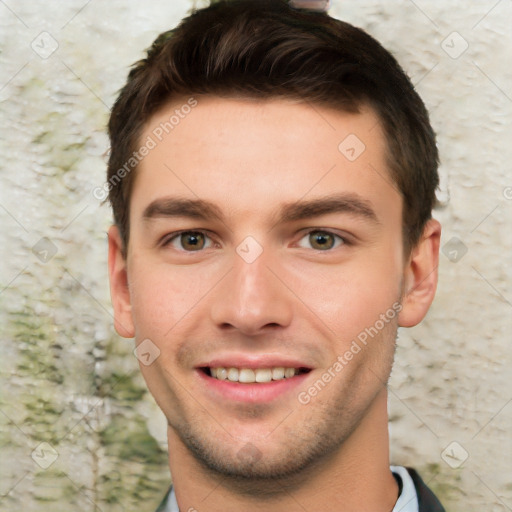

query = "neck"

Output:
[[167, 388, 398, 512]]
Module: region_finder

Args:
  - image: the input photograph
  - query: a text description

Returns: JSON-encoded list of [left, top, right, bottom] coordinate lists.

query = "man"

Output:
[[106, 0, 445, 510]]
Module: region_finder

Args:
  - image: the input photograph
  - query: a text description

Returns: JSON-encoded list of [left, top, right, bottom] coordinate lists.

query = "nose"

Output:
[[210, 249, 293, 335]]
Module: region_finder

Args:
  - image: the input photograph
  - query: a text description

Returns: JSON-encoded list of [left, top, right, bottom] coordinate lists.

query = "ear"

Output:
[[398, 219, 441, 327], [108, 225, 135, 338]]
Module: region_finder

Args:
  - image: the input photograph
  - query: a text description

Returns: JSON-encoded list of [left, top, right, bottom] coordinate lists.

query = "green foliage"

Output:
[[100, 414, 166, 465]]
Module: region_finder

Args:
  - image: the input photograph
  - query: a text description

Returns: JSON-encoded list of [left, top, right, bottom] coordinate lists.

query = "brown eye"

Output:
[[180, 232, 205, 250], [297, 230, 344, 251], [167, 231, 211, 251], [309, 231, 335, 250]]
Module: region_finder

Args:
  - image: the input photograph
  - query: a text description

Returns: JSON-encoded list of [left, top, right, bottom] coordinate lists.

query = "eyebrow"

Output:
[[142, 193, 379, 225], [142, 197, 223, 222], [277, 193, 380, 225]]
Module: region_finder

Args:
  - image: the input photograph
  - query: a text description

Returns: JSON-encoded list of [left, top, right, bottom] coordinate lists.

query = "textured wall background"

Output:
[[1, 1, 510, 511]]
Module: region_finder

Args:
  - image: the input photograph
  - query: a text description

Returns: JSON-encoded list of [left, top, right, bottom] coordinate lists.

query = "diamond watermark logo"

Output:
[[441, 31, 469, 59], [442, 236, 468, 263], [338, 134, 366, 162], [237, 442, 262, 464], [441, 441, 469, 469], [134, 338, 161, 366], [31, 31, 59, 59], [236, 236, 263, 264], [31, 442, 59, 469], [32, 237, 58, 263]]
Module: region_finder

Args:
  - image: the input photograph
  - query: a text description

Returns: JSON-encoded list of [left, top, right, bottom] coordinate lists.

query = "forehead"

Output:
[[131, 96, 399, 224]]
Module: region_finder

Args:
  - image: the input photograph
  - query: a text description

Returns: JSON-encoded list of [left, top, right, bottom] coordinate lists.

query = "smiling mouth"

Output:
[[200, 367, 311, 383]]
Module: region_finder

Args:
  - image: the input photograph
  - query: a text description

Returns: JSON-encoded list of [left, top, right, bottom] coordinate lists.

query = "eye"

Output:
[[297, 230, 345, 251], [165, 231, 213, 251]]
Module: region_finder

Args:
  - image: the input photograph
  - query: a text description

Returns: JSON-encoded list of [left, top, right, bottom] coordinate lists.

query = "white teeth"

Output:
[[255, 368, 272, 383], [216, 367, 228, 380], [227, 368, 239, 382], [284, 367, 296, 378], [239, 369, 255, 383], [209, 366, 301, 383], [272, 367, 285, 380]]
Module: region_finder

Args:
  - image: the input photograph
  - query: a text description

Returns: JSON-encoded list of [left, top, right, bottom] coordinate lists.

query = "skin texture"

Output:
[[108, 97, 441, 511]]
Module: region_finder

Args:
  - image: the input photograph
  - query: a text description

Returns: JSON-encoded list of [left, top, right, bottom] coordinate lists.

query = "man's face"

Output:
[[113, 97, 409, 479]]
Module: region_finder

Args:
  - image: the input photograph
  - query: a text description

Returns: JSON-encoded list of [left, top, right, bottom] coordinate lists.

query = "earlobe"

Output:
[[398, 219, 441, 328], [108, 225, 135, 338]]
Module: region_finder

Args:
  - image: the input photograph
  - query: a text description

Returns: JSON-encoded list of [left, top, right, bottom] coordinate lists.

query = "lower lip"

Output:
[[196, 370, 310, 403]]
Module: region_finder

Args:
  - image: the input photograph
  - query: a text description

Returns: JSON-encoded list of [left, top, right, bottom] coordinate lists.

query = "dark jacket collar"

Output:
[[406, 467, 446, 512]]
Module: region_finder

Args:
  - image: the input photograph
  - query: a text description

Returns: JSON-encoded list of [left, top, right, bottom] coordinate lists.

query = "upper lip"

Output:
[[196, 355, 313, 370]]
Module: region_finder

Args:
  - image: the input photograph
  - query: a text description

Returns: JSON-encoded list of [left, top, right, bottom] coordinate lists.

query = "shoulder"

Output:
[[406, 467, 446, 512]]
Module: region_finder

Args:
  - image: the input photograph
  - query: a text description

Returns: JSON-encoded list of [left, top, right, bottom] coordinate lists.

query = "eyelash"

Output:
[[161, 230, 217, 251], [161, 229, 349, 252], [296, 229, 347, 250]]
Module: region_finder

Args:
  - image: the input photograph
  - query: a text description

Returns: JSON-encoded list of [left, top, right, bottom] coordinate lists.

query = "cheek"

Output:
[[304, 281, 399, 343], [285, 250, 402, 341], [128, 259, 218, 340]]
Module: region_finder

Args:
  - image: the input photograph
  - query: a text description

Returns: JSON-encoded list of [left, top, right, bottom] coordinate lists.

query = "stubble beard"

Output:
[[169, 339, 396, 497]]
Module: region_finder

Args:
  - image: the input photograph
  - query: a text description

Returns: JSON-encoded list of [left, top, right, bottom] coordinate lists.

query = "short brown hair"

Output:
[[107, 0, 439, 254]]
